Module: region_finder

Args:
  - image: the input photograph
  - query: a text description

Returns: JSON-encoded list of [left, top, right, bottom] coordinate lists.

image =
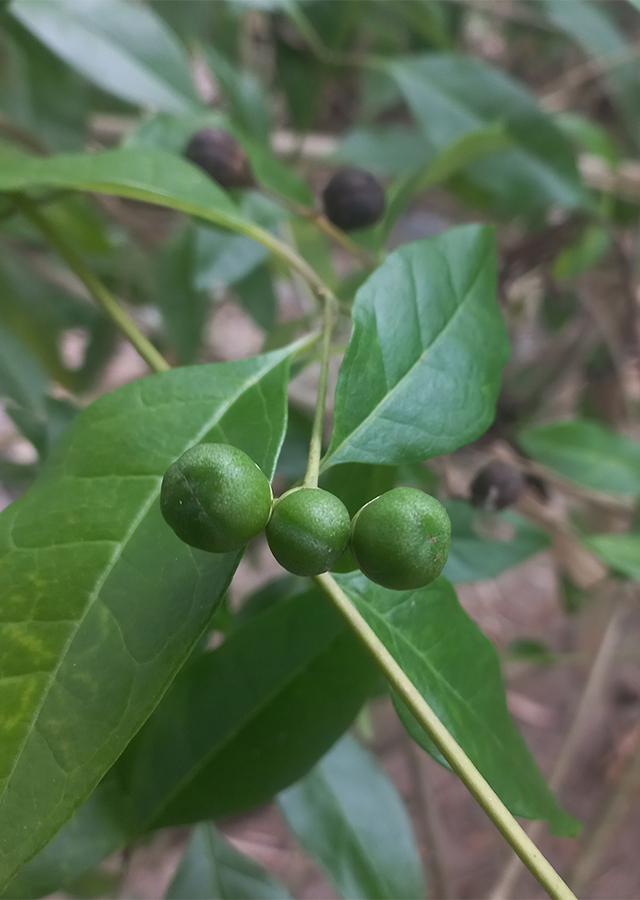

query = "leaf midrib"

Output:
[[0, 359, 281, 813]]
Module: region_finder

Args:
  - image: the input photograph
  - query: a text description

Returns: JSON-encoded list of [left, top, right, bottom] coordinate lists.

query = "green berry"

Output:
[[350, 488, 451, 590], [160, 443, 272, 553], [266, 487, 351, 576]]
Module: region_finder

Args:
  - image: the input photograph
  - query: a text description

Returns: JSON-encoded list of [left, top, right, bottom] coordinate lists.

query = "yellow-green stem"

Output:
[[12, 193, 170, 374], [261, 186, 375, 266], [313, 572, 578, 900], [303, 294, 337, 488]]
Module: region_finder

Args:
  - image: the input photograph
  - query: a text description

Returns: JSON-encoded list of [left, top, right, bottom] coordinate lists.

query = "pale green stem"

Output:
[[303, 295, 337, 488], [313, 572, 578, 900], [12, 194, 170, 374], [261, 186, 375, 266]]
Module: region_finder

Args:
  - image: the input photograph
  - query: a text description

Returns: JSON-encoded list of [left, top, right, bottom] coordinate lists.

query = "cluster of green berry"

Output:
[[161, 444, 451, 591]]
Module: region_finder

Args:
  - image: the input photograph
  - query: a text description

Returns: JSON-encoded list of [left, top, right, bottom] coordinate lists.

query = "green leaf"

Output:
[[323, 225, 509, 467], [389, 53, 587, 214], [553, 224, 611, 279], [381, 124, 514, 240], [194, 194, 285, 292], [0, 346, 296, 889], [333, 126, 431, 176], [444, 500, 551, 583], [554, 112, 621, 166], [9, 0, 201, 113], [156, 222, 209, 365], [234, 263, 277, 332], [115, 587, 379, 831], [519, 419, 640, 495], [279, 734, 426, 900], [0, 776, 128, 900], [0, 319, 48, 413], [0, 14, 89, 151], [582, 533, 640, 580], [166, 824, 292, 900], [0, 147, 249, 231], [334, 572, 579, 836], [204, 45, 273, 144]]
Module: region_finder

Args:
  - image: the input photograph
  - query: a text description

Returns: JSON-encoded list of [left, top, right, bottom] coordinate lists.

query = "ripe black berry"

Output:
[[322, 168, 385, 232], [184, 128, 255, 190], [470, 460, 524, 511]]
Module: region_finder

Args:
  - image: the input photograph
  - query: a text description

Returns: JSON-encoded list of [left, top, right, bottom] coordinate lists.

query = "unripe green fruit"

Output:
[[266, 487, 351, 576], [160, 443, 272, 553], [350, 488, 451, 591], [322, 168, 385, 232]]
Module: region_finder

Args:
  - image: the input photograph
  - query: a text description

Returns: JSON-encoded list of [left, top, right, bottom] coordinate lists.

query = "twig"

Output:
[[302, 295, 337, 488], [12, 194, 170, 374], [569, 725, 640, 895], [489, 588, 629, 900], [404, 738, 454, 900], [314, 572, 578, 900]]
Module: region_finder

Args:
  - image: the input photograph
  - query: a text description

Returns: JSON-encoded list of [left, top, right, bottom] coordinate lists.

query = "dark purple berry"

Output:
[[322, 168, 385, 232], [184, 128, 254, 190], [470, 461, 525, 511]]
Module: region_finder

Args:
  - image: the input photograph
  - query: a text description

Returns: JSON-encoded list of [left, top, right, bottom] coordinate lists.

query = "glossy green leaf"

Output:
[[582, 534, 640, 580], [0, 147, 250, 231], [444, 500, 551, 583], [115, 587, 379, 831], [9, 0, 201, 113], [166, 824, 291, 900], [279, 734, 425, 900], [334, 572, 579, 836], [519, 419, 640, 495], [0, 346, 296, 889], [1, 776, 128, 900], [323, 225, 509, 467], [389, 54, 587, 214]]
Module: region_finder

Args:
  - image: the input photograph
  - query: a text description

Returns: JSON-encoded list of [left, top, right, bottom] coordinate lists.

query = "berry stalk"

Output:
[[303, 292, 337, 489]]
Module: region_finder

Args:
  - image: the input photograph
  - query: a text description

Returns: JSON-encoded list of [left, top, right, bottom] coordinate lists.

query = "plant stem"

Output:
[[262, 186, 375, 266], [313, 572, 578, 900], [11, 193, 170, 374], [303, 294, 337, 488]]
